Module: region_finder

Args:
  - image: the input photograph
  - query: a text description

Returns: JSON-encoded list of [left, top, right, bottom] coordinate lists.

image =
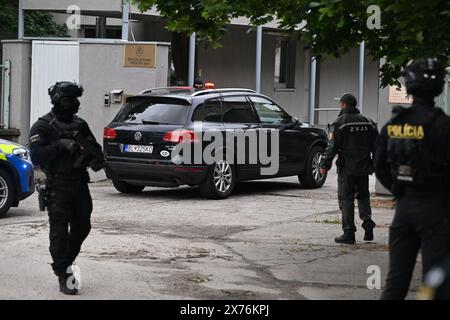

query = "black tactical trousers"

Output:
[[337, 174, 373, 233], [381, 195, 450, 300], [47, 180, 92, 275]]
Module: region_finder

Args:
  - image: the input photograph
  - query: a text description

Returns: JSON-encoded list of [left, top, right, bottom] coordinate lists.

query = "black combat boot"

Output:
[[362, 220, 376, 241], [55, 271, 78, 295], [335, 232, 356, 244]]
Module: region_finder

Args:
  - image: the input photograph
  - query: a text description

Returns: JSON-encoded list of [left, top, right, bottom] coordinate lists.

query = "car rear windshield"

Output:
[[114, 98, 190, 125]]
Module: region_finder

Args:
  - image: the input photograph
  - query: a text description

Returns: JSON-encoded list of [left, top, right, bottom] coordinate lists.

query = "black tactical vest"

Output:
[[39, 112, 89, 181], [387, 106, 447, 186]]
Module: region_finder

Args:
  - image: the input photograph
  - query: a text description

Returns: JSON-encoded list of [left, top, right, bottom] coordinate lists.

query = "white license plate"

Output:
[[125, 144, 153, 154]]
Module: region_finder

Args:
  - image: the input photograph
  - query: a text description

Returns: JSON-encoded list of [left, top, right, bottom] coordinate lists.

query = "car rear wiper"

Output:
[[141, 120, 170, 125]]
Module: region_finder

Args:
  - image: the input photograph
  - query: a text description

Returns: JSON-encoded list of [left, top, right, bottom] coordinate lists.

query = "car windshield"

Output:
[[115, 100, 190, 125]]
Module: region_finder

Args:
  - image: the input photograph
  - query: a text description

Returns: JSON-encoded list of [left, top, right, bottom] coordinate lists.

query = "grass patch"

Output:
[[190, 276, 210, 283], [316, 218, 342, 224]]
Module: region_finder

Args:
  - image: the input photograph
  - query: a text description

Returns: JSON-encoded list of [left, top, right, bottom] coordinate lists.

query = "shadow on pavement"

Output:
[[108, 179, 307, 200]]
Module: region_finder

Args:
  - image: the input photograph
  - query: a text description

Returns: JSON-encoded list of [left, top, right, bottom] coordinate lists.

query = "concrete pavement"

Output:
[[0, 169, 422, 299]]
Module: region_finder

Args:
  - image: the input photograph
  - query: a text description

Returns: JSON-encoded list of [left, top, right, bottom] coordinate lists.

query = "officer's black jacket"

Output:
[[320, 107, 379, 176], [29, 111, 102, 182], [375, 99, 450, 196]]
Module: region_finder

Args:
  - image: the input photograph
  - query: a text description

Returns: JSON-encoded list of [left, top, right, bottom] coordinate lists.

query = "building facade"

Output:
[[16, 0, 382, 125], [1, 0, 449, 188]]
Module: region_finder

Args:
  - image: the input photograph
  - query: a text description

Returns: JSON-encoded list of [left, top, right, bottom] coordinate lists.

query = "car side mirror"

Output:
[[281, 116, 299, 130], [289, 116, 300, 126]]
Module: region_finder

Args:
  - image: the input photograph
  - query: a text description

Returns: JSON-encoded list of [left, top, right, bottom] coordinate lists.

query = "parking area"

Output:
[[0, 169, 421, 300]]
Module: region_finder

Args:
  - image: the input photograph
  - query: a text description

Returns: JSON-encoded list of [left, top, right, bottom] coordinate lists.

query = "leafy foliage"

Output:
[[133, 0, 450, 86], [24, 11, 69, 37], [0, 0, 68, 39]]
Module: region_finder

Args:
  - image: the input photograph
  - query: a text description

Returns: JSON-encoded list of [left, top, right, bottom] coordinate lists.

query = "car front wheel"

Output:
[[112, 179, 145, 194], [200, 160, 235, 199], [0, 168, 15, 218], [298, 146, 326, 189]]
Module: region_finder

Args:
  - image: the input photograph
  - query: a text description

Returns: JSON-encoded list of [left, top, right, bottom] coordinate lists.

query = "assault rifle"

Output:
[[49, 118, 105, 172]]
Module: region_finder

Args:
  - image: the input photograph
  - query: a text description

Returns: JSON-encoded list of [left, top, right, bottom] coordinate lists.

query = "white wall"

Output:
[[197, 27, 256, 89], [197, 26, 310, 121], [317, 49, 380, 125], [260, 36, 309, 121], [30, 41, 80, 126], [77, 41, 169, 143], [197, 26, 380, 125], [77, 41, 169, 180], [23, 0, 122, 12], [1, 40, 32, 145]]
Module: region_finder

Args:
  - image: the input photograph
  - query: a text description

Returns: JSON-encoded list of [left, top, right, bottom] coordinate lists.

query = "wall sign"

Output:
[[388, 85, 413, 104], [124, 44, 156, 68]]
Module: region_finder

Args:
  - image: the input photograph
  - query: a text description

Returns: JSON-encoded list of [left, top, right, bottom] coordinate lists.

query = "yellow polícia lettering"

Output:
[[387, 124, 424, 139]]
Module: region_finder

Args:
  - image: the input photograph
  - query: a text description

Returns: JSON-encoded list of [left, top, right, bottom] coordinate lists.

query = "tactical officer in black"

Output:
[[375, 58, 450, 300], [29, 82, 104, 295], [320, 93, 379, 244]]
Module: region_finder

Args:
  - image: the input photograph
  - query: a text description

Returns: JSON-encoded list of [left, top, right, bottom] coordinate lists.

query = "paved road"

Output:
[[0, 169, 421, 299]]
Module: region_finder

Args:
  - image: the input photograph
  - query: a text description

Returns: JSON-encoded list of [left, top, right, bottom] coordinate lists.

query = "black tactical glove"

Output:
[[56, 138, 78, 154], [89, 159, 105, 172]]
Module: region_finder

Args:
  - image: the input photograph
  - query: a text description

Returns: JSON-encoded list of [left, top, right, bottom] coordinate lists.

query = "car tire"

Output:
[[298, 146, 326, 189], [112, 179, 145, 194], [0, 168, 15, 218], [199, 160, 236, 199]]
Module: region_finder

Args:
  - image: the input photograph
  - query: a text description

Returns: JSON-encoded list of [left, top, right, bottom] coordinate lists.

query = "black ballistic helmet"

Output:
[[402, 58, 446, 97], [340, 93, 357, 108], [48, 81, 83, 106]]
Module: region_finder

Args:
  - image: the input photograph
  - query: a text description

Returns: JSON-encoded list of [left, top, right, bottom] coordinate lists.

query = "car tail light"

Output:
[[163, 130, 199, 143], [204, 82, 215, 89], [104, 127, 118, 140]]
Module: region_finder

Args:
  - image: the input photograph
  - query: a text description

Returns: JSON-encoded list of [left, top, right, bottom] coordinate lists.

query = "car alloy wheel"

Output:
[[0, 176, 9, 209], [312, 151, 325, 184], [213, 160, 233, 193]]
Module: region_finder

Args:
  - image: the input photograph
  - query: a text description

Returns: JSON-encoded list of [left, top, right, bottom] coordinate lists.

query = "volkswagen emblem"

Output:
[[134, 132, 142, 141]]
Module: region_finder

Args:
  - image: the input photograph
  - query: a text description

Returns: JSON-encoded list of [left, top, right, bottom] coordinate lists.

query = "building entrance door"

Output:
[[30, 41, 80, 126]]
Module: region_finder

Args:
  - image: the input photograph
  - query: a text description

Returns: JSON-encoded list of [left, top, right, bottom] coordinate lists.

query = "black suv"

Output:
[[104, 88, 328, 199]]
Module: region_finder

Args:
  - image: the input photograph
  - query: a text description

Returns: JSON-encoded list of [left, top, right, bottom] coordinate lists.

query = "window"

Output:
[[274, 39, 296, 89], [84, 27, 121, 39], [250, 96, 291, 125], [192, 99, 222, 122], [222, 96, 257, 123], [115, 99, 190, 125]]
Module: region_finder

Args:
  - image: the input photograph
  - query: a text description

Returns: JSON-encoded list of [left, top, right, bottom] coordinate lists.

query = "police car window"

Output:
[[250, 96, 291, 124], [222, 96, 257, 123], [192, 99, 222, 122], [116, 100, 189, 125]]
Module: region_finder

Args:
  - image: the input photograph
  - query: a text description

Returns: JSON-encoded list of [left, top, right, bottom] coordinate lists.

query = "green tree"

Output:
[[0, 0, 68, 39], [133, 0, 450, 86]]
